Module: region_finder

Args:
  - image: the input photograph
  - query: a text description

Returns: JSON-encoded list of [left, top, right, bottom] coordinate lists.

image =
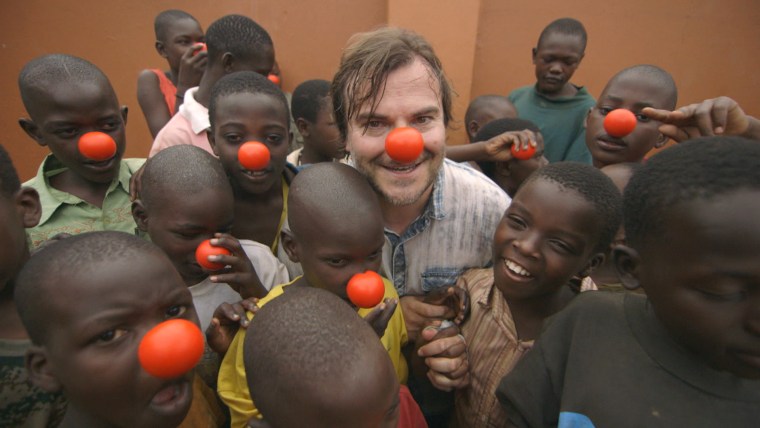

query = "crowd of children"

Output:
[[2, 8, 759, 428]]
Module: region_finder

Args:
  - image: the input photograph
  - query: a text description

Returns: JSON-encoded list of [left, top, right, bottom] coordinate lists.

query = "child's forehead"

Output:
[[537, 32, 584, 53], [215, 91, 288, 119], [601, 75, 670, 107], [515, 178, 597, 222], [164, 17, 201, 35], [33, 80, 118, 115]]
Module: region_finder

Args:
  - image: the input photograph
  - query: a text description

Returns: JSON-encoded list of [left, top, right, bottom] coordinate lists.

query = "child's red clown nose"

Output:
[[603, 109, 637, 138], [195, 239, 231, 271], [238, 141, 271, 170], [138, 319, 204, 379], [347, 271, 385, 308], [385, 127, 424, 163], [78, 132, 117, 161]]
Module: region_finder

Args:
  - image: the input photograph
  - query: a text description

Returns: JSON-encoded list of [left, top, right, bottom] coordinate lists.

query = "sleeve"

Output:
[[241, 240, 290, 291], [217, 328, 260, 427]]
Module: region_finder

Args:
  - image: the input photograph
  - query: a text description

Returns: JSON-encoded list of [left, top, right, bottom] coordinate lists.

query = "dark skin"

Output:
[[137, 17, 206, 137], [132, 185, 266, 298], [295, 97, 345, 164], [615, 190, 760, 379], [19, 80, 128, 208], [281, 201, 398, 336], [531, 32, 585, 99], [26, 252, 199, 428], [208, 92, 293, 249], [0, 187, 42, 340], [194, 46, 274, 109], [492, 178, 603, 340]]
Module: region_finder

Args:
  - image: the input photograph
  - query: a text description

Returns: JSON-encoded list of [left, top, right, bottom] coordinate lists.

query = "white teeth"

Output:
[[505, 259, 532, 277]]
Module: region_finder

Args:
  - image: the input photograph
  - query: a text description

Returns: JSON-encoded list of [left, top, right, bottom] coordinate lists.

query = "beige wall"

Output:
[[2, 0, 759, 180]]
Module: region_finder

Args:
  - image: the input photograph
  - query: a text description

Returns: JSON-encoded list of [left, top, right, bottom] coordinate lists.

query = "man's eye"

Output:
[[367, 120, 383, 128]]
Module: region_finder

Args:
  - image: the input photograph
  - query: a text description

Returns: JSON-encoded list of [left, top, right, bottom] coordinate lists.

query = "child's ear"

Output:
[[120, 106, 129, 125], [25, 346, 62, 393], [155, 41, 167, 58], [578, 252, 605, 278], [583, 107, 592, 129], [654, 132, 668, 149], [295, 118, 310, 138], [18, 118, 46, 147], [531, 47, 538, 64], [16, 187, 41, 228], [221, 52, 235, 73], [467, 120, 479, 141], [280, 230, 300, 263], [131, 199, 149, 232], [612, 244, 642, 291]]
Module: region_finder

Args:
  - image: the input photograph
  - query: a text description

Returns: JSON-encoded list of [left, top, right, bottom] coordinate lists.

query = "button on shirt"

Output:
[[382, 159, 509, 296]]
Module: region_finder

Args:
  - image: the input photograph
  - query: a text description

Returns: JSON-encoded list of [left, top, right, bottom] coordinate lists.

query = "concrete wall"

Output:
[[2, 0, 758, 180]]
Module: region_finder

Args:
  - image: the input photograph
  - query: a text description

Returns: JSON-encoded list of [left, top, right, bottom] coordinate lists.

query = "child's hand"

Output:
[[416, 321, 469, 392], [483, 130, 542, 161], [362, 298, 398, 338], [205, 298, 259, 355], [206, 233, 267, 299], [642, 97, 758, 142], [128, 164, 146, 202], [423, 286, 470, 326], [177, 44, 207, 94], [399, 296, 452, 342]]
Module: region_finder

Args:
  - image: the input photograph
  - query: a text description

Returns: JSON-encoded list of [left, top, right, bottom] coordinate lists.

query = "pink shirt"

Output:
[[149, 87, 215, 157]]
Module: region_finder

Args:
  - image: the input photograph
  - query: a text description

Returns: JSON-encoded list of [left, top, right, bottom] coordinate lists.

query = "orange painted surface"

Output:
[[2, 0, 758, 179]]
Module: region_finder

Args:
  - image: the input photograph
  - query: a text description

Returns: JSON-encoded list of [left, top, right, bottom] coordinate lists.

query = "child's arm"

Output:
[[174, 44, 207, 113], [446, 130, 541, 163], [643, 96, 760, 142], [207, 233, 268, 299], [137, 71, 174, 138], [206, 298, 259, 355]]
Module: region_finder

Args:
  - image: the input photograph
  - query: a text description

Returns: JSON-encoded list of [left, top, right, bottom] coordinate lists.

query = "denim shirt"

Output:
[[382, 159, 510, 296]]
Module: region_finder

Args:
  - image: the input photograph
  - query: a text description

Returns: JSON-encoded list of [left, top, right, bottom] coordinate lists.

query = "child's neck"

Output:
[[539, 82, 578, 99], [300, 144, 332, 165], [507, 285, 576, 341], [231, 177, 284, 247], [50, 169, 113, 209], [0, 285, 28, 340]]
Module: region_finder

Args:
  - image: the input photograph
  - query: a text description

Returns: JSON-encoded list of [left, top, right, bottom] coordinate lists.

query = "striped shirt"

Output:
[[382, 159, 510, 296], [454, 269, 598, 427]]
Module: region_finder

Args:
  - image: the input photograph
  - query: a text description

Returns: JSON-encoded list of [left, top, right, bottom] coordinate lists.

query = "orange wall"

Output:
[[2, 0, 759, 180]]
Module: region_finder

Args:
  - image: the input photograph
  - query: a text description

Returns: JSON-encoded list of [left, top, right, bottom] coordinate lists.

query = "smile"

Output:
[[505, 259, 533, 278]]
